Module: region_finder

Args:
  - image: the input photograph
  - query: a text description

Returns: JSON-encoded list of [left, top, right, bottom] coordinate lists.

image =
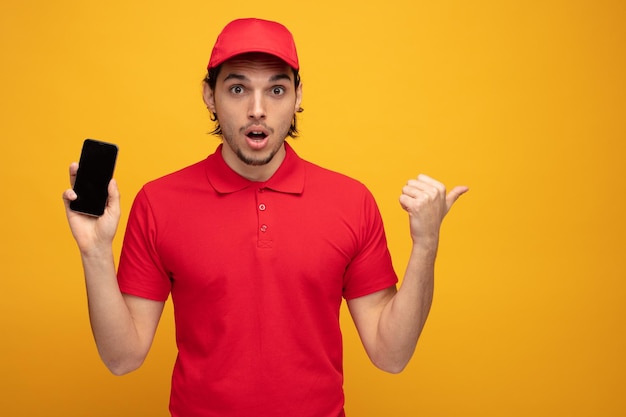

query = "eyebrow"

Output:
[[269, 73, 292, 82], [222, 73, 293, 83]]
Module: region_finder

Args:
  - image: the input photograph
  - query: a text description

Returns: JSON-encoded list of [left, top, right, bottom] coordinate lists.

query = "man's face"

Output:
[[204, 53, 303, 179]]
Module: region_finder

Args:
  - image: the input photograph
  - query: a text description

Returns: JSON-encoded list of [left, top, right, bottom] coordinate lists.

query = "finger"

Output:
[[69, 162, 78, 187], [405, 179, 435, 194], [417, 174, 446, 191], [105, 179, 121, 215], [411, 175, 446, 196], [400, 184, 434, 214], [62, 188, 77, 202], [402, 183, 422, 199], [402, 185, 435, 207], [416, 173, 436, 185], [399, 193, 416, 212], [108, 179, 119, 200], [445, 186, 469, 212]]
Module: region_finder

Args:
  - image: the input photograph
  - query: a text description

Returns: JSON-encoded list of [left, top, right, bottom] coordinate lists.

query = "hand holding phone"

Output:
[[70, 139, 118, 217]]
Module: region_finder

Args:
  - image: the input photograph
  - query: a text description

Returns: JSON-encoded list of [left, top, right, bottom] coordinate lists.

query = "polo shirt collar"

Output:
[[205, 142, 305, 195]]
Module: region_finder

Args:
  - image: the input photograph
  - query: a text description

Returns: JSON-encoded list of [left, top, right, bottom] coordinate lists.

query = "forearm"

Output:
[[81, 247, 145, 375], [375, 243, 436, 372], [358, 175, 467, 373]]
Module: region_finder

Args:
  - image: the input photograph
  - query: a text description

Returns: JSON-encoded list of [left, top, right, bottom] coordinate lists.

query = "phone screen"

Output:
[[70, 139, 118, 216]]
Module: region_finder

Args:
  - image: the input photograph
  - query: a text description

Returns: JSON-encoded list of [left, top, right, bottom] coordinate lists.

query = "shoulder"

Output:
[[300, 156, 366, 187], [128, 157, 212, 218], [141, 158, 209, 195], [127, 158, 213, 228], [300, 159, 373, 199]]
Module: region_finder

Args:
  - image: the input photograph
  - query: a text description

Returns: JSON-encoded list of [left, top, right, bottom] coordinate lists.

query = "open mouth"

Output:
[[246, 131, 268, 141], [243, 126, 271, 150]]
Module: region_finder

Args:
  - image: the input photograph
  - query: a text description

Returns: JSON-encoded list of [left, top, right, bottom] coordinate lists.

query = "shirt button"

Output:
[[260, 224, 268, 232], [259, 204, 266, 211]]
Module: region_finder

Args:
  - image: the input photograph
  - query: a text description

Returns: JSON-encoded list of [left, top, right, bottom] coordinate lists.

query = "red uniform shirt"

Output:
[[118, 143, 398, 417]]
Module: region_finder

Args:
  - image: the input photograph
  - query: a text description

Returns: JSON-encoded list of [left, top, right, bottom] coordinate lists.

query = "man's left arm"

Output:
[[347, 174, 468, 373]]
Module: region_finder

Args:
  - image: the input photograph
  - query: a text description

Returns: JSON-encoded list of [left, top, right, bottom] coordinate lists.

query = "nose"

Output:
[[248, 91, 266, 120]]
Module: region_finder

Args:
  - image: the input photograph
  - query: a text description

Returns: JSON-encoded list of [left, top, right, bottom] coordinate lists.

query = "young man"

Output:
[[63, 18, 468, 417]]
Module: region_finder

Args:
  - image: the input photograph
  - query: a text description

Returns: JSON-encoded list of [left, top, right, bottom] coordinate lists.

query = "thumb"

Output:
[[106, 179, 121, 213], [445, 185, 469, 213]]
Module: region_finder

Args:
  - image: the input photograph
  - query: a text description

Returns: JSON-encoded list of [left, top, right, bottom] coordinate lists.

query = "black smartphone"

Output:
[[70, 139, 119, 217]]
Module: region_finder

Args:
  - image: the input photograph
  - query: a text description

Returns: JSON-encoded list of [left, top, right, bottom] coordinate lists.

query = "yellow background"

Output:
[[1, 0, 625, 416]]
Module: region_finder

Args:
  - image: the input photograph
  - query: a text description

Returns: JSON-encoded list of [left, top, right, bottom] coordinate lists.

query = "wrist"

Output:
[[411, 237, 439, 259], [80, 243, 114, 262]]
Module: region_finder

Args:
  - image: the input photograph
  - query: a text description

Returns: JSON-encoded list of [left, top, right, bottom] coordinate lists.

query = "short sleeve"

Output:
[[117, 188, 171, 301], [342, 189, 398, 300]]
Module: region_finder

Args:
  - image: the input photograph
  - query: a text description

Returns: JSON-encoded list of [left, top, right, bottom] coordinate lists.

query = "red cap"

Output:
[[208, 18, 299, 70]]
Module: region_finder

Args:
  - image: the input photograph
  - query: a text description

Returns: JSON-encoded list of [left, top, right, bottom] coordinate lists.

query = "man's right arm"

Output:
[[63, 163, 164, 375]]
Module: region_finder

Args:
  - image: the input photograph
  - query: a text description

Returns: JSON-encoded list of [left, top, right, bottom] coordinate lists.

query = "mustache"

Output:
[[239, 122, 274, 134]]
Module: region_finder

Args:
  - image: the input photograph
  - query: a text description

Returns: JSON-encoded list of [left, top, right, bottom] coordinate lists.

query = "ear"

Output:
[[203, 82, 216, 113], [294, 81, 303, 113]]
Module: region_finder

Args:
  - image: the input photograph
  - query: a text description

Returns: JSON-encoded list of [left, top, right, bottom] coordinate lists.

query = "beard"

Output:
[[221, 122, 290, 166], [233, 145, 281, 166]]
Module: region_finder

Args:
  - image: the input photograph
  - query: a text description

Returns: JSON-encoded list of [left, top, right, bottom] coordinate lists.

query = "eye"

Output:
[[229, 85, 244, 95], [271, 86, 286, 96]]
